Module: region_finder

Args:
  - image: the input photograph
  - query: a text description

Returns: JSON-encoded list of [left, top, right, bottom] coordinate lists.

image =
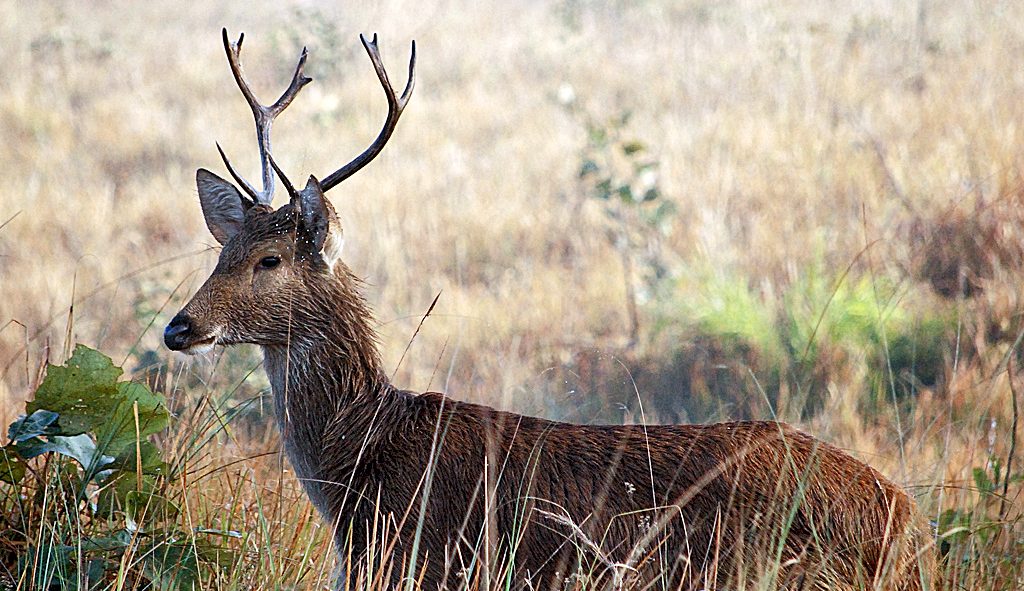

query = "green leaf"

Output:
[[56, 460, 84, 496], [936, 508, 972, 548], [193, 538, 240, 569], [621, 140, 645, 156], [8, 409, 60, 442], [86, 558, 112, 587], [194, 528, 242, 539], [647, 200, 677, 227], [616, 184, 633, 201], [29, 345, 124, 436], [80, 533, 133, 553], [17, 434, 113, 472], [0, 445, 26, 484], [96, 471, 157, 519], [110, 441, 167, 475], [973, 467, 993, 494], [28, 345, 169, 460], [141, 539, 202, 591], [94, 382, 170, 455], [139, 536, 236, 590], [126, 491, 180, 526], [578, 159, 599, 178]]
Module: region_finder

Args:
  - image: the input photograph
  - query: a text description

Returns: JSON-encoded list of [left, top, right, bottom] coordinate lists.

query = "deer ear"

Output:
[[196, 168, 250, 245], [294, 176, 344, 267]]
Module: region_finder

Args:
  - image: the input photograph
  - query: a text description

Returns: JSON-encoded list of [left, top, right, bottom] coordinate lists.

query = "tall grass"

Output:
[[2, 0, 1024, 589]]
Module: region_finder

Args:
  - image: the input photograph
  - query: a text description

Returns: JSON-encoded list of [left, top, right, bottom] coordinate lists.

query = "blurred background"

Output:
[[2, 0, 1024, 582]]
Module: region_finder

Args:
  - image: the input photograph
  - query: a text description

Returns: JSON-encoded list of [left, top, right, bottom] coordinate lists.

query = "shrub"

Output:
[[0, 345, 236, 591]]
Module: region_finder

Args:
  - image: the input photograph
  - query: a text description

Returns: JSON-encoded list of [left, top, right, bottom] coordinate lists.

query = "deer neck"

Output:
[[261, 271, 394, 489]]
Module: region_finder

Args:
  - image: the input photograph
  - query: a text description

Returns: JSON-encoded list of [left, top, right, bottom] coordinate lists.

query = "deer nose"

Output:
[[164, 314, 193, 351]]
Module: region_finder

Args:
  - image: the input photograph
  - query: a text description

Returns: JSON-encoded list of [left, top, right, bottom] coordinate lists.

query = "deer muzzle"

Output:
[[164, 312, 218, 354], [163, 313, 195, 351]]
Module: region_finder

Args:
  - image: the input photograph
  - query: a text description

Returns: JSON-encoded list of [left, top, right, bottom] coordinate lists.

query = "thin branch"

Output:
[[1001, 357, 1019, 519]]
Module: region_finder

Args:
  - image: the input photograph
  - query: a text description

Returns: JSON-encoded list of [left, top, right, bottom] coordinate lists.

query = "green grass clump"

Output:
[[636, 263, 956, 423], [782, 268, 954, 415]]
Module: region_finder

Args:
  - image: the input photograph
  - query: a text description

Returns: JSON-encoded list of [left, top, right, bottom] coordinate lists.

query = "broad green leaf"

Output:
[[29, 344, 169, 460], [80, 530, 133, 552], [110, 441, 167, 475], [86, 558, 111, 587], [80, 536, 130, 553], [15, 437, 46, 458], [140, 536, 234, 590], [141, 539, 201, 591], [8, 409, 60, 442], [193, 537, 240, 569], [96, 470, 157, 519], [29, 345, 123, 436], [17, 434, 113, 472], [0, 444, 26, 484], [56, 460, 84, 497], [95, 382, 169, 455], [126, 491, 180, 526]]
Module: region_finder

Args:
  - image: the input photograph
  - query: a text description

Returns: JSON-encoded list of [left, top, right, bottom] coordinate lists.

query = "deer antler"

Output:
[[319, 34, 416, 192], [218, 28, 312, 205]]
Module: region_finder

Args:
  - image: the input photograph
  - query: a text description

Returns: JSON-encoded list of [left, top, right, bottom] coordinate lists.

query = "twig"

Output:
[[0, 210, 21, 233], [1001, 358, 1019, 520]]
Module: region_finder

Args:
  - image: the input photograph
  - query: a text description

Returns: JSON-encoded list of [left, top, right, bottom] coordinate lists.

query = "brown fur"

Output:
[[167, 202, 932, 590]]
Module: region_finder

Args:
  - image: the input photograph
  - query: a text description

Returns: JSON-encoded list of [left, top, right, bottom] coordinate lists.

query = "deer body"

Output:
[[165, 30, 930, 590], [247, 259, 926, 591]]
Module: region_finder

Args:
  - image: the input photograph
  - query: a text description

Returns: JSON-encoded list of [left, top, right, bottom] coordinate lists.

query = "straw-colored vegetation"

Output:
[[2, 0, 1024, 588]]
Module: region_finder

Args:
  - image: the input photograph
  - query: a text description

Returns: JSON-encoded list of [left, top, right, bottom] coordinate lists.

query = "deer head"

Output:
[[164, 29, 415, 354]]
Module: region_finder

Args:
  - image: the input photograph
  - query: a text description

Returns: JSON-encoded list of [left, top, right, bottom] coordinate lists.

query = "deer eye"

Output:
[[257, 255, 281, 270]]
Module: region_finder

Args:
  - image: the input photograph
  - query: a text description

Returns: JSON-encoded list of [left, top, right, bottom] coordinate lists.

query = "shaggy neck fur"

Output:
[[261, 264, 395, 512]]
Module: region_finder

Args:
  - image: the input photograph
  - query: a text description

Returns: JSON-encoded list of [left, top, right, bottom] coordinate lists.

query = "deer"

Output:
[[164, 29, 932, 591]]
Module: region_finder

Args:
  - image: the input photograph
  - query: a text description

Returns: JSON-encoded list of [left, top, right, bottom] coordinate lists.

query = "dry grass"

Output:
[[3, 0, 1024, 588]]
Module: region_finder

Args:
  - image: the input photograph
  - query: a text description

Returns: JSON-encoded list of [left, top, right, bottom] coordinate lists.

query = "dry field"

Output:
[[2, 0, 1024, 588]]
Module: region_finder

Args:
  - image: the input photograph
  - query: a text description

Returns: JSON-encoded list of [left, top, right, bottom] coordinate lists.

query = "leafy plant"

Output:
[[937, 453, 1024, 582], [0, 345, 236, 590], [576, 110, 675, 345]]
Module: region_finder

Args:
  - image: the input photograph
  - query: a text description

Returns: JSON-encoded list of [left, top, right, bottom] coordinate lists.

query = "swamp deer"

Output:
[[165, 29, 931, 591]]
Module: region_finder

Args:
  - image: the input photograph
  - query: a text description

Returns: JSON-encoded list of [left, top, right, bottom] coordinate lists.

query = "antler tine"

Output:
[[219, 28, 312, 205], [267, 151, 298, 198], [216, 142, 258, 205], [270, 45, 311, 116], [319, 35, 416, 192]]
